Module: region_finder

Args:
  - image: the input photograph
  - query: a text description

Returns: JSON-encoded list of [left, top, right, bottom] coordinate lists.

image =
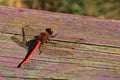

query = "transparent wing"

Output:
[[23, 25, 38, 36], [11, 25, 40, 50]]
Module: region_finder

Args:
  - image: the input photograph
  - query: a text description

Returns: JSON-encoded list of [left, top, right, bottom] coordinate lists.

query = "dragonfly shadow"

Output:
[[11, 36, 27, 49], [11, 36, 39, 68]]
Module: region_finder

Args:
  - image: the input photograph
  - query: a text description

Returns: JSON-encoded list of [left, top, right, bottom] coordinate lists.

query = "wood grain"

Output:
[[0, 6, 120, 80]]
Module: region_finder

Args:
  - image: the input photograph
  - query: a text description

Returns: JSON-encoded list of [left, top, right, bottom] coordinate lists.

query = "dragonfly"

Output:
[[13, 25, 58, 68]]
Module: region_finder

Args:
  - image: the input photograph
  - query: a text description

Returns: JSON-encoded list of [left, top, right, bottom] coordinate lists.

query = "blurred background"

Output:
[[0, 0, 120, 20]]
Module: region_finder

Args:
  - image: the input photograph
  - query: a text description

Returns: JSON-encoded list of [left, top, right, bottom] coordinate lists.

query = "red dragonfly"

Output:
[[13, 25, 57, 68]]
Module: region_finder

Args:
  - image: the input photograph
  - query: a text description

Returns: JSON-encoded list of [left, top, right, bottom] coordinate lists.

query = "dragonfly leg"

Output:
[[50, 33, 58, 38], [38, 45, 42, 55], [47, 39, 57, 45], [46, 39, 50, 44]]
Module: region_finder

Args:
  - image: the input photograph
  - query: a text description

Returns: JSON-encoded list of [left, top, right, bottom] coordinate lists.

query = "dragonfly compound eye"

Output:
[[46, 28, 53, 35]]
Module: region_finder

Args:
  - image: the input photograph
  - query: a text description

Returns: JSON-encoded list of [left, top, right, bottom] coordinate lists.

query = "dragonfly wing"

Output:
[[11, 36, 28, 49], [23, 25, 38, 36]]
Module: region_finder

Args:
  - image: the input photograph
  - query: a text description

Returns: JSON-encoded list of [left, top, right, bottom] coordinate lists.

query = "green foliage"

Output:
[[0, 0, 6, 5], [0, 0, 120, 20]]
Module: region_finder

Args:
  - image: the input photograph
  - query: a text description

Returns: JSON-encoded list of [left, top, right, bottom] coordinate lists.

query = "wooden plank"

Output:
[[0, 43, 120, 79], [0, 6, 120, 80], [0, 6, 120, 47]]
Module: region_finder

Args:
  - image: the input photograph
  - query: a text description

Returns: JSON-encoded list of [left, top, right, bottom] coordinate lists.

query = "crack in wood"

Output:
[[51, 39, 120, 49], [0, 75, 67, 80]]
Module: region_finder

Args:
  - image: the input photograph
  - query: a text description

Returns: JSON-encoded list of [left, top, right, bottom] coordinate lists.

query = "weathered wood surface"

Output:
[[0, 6, 120, 80]]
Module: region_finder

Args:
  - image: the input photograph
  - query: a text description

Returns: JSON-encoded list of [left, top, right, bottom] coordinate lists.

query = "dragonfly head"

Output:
[[46, 28, 53, 35]]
